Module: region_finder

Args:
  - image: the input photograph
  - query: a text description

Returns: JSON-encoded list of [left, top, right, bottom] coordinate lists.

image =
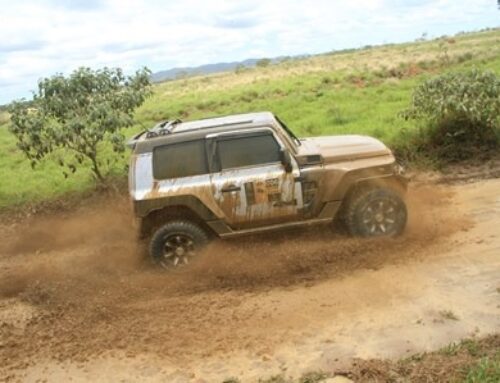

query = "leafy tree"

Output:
[[9, 67, 152, 181], [401, 69, 499, 161]]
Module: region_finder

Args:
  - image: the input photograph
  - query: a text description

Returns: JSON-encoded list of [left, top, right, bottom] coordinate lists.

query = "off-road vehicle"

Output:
[[128, 112, 408, 268]]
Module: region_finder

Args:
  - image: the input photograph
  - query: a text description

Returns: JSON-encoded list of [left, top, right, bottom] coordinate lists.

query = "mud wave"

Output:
[[0, 184, 469, 376]]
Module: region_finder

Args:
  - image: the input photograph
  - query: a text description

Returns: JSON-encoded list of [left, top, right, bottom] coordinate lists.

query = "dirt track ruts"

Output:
[[0, 179, 499, 382]]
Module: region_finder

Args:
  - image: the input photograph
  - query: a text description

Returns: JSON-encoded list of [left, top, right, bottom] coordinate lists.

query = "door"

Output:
[[210, 130, 303, 228]]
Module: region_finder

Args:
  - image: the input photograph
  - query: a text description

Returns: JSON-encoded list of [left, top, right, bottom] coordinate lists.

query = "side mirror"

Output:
[[280, 149, 293, 173]]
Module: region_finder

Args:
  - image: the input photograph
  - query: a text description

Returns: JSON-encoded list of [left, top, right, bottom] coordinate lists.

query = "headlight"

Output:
[[393, 163, 405, 175]]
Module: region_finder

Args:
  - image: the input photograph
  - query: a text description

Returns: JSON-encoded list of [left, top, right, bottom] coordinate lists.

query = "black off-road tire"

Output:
[[345, 188, 407, 237], [149, 220, 210, 269]]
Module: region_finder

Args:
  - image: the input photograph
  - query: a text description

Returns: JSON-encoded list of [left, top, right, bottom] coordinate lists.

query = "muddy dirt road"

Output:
[[0, 179, 499, 382]]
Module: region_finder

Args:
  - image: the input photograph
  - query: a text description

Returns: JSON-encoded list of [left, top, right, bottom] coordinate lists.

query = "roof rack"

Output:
[[184, 119, 254, 132], [146, 119, 182, 138]]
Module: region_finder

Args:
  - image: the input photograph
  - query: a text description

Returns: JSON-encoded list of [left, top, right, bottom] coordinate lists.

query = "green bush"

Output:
[[400, 69, 500, 162]]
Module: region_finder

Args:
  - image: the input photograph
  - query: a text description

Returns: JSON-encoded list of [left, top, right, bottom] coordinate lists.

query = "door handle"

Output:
[[221, 185, 241, 193]]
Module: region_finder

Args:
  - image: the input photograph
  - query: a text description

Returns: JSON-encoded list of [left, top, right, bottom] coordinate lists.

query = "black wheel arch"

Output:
[[343, 176, 407, 203], [137, 200, 217, 239]]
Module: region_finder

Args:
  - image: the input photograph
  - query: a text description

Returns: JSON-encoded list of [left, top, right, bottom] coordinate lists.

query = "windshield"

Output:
[[274, 115, 301, 147]]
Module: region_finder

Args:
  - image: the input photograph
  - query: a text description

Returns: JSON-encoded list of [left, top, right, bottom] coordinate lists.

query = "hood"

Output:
[[297, 135, 392, 164]]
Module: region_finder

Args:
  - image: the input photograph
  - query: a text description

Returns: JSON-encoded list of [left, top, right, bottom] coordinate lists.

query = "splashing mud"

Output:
[[0, 184, 470, 378]]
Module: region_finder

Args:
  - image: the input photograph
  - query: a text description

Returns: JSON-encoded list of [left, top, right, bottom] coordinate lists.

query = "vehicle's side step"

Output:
[[208, 217, 331, 238], [207, 201, 342, 238]]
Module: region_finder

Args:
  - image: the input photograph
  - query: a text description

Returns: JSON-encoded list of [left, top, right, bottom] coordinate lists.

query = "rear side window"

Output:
[[217, 133, 281, 170], [153, 140, 208, 179]]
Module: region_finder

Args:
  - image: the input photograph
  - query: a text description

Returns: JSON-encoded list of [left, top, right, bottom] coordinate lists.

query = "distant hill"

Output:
[[150, 59, 259, 82], [150, 56, 309, 83]]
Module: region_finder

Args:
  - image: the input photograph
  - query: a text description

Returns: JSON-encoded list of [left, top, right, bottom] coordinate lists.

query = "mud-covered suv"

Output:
[[128, 112, 408, 268]]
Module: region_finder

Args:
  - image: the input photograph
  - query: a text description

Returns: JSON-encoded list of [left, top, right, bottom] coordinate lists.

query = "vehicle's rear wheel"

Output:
[[149, 220, 210, 269], [345, 188, 407, 237]]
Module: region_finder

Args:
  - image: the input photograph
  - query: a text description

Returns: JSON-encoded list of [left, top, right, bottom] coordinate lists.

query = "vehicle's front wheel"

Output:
[[345, 188, 407, 237], [149, 220, 210, 269]]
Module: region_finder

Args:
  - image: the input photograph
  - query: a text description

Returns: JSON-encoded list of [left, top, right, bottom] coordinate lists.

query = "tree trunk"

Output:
[[88, 152, 104, 182]]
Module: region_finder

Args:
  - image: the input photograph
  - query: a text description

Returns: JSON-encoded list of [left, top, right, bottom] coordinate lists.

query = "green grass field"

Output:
[[1, 28, 499, 210]]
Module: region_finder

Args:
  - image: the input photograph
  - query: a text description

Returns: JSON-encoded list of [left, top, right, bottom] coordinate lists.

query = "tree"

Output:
[[9, 66, 152, 181], [256, 58, 272, 68], [234, 64, 247, 74]]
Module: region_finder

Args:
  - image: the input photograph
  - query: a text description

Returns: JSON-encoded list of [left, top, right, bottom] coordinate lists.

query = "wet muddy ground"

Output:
[[0, 179, 499, 382]]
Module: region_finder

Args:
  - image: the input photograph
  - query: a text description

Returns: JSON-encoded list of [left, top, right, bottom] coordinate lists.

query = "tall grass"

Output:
[[1, 28, 499, 209], [464, 357, 500, 383]]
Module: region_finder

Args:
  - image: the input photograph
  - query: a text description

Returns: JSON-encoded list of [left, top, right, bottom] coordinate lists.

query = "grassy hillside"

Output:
[[1, 28, 499, 209]]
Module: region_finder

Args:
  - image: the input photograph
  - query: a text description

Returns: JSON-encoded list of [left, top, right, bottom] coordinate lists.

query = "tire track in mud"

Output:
[[0, 184, 470, 379]]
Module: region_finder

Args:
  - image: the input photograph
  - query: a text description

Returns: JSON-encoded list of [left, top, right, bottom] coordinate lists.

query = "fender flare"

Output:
[[134, 195, 218, 220], [328, 171, 408, 202]]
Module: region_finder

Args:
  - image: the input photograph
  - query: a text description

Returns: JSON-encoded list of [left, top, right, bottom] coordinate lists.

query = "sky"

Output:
[[0, 0, 499, 104]]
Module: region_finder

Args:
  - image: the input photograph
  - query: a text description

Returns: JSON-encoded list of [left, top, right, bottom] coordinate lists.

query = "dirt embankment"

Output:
[[347, 334, 500, 383], [0, 180, 498, 382]]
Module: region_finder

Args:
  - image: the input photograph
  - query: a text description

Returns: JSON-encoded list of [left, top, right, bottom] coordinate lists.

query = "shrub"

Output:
[[320, 76, 332, 85], [238, 90, 260, 103], [400, 69, 500, 163], [456, 51, 474, 63], [256, 58, 272, 68], [195, 99, 218, 110], [234, 64, 247, 74], [328, 106, 350, 125]]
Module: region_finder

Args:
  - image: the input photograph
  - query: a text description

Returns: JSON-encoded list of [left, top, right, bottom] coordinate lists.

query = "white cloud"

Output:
[[0, 0, 498, 103]]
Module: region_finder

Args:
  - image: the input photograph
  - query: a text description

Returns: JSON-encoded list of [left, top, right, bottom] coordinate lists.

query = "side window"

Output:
[[153, 140, 208, 179], [217, 133, 281, 170]]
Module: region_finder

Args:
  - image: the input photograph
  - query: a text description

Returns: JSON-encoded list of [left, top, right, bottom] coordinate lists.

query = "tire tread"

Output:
[[149, 219, 209, 266], [345, 187, 407, 237]]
